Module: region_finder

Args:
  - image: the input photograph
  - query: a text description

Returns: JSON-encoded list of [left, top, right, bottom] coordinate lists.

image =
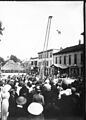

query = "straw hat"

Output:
[[3, 84, 11, 92], [16, 96, 27, 105], [27, 102, 43, 115], [43, 83, 51, 91]]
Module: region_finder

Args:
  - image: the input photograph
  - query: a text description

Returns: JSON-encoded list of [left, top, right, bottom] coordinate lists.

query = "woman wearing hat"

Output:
[[32, 86, 44, 106], [16, 96, 27, 117]]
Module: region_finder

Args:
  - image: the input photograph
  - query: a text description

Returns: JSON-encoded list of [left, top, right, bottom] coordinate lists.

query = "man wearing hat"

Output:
[[32, 86, 44, 106]]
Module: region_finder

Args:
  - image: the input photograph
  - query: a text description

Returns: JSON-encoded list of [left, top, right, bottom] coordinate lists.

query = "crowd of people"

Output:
[[0, 73, 84, 120]]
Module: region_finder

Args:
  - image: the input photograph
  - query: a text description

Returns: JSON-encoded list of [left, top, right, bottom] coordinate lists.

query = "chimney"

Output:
[[79, 40, 81, 45]]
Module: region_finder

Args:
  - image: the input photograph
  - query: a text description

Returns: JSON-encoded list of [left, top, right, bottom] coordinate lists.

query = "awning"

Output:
[[50, 64, 68, 69]]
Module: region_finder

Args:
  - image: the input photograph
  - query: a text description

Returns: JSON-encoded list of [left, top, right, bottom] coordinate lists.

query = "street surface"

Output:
[[7, 116, 83, 120]]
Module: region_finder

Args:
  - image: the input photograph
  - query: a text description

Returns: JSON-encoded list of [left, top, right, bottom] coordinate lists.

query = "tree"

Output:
[[0, 21, 5, 41], [0, 21, 5, 35], [0, 57, 5, 66], [10, 55, 21, 63]]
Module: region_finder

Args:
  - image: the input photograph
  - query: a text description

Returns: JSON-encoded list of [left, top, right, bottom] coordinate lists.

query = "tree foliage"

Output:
[[9, 55, 21, 63], [0, 21, 5, 35], [0, 57, 5, 66]]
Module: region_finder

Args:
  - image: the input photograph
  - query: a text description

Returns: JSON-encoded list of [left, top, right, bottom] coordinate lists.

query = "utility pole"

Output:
[[40, 16, 52, 80]]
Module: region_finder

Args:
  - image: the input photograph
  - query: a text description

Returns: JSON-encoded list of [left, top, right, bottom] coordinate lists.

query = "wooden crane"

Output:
[[40, 16, 53, 80]]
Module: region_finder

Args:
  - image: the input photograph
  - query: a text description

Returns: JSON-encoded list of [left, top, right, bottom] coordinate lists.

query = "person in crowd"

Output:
[[1, 86, 10, 120], [0, 73, 84, 119], [0, 87, 2, 119], [26, 81, 34, 105], [27, 85, 44, 120], [19, 84, 29, 98], [32, 85, 44, 106], [15, 96, 28, 117], [8, 88, 18, 117]]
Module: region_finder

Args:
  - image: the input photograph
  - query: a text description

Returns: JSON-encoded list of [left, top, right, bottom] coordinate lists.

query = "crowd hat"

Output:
[[0, 80, 3, 86], [16, 96, 27, 105], [27, 102, 43, 115], [45, 79, 50, 84], [71, 87, 76, 93], [36, 85, 41, 92], [43, 83, 51, 91], [3, 84, 11, 92]]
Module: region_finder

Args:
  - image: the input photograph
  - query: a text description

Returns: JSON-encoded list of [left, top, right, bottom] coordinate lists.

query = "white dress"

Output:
[[1, 90, 10, 120], [0, 90, 2, 118]]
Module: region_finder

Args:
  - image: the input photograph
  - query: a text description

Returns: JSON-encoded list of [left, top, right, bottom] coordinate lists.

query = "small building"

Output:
[[53, 43, 84, 78]]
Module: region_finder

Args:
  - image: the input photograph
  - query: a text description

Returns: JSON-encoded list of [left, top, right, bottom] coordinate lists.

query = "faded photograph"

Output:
[[0, 1, 84, 120]]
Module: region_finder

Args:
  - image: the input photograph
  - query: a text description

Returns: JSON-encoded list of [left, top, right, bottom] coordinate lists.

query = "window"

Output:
[[46, 52, 48, 58], [35, 61, 37, 66], [43, 53, 45, 58], [69, 55, 71, 65], [46, 61, 48, 66], [38, 62, 41, 67], [64, 56, 66, 65], [43, 53, 46, 58], [55, 57, 57, 64], [50, 60, 52, 66], [50, 52, 52, 58], [74, 54, 77, 64], [41, 54, 43, 59], [31, 61, 33, 65], [59, 56, 61, 64], [39, 54, 42, 59], [39, 55, 40, 59], [81, 53, 84, 65]]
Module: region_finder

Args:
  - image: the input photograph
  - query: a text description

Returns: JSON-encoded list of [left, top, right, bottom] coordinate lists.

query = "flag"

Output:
[[81, 32, 84, 35], [56, 29, 61, 34]]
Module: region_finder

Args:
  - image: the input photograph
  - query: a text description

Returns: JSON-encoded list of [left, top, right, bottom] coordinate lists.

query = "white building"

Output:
[[38, 49, 60, 76]]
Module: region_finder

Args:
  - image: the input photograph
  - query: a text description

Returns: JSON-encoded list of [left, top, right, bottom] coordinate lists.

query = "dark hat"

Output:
[[0, 80, 3, 86], [16, 96, 27, 105]]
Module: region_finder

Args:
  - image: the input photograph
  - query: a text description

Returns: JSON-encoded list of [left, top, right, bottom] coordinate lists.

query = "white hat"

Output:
[[44, 83, 51, 91], [45, 79, 50, 83], [27, 102, 43, 115], [3, 84, 11, 92]]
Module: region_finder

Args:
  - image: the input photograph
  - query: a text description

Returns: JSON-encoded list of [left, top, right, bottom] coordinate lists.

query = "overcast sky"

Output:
[[0, 1, 84, 61]]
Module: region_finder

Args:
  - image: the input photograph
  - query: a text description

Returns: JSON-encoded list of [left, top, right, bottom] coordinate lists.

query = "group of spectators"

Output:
[[0, 73, 84, 120]]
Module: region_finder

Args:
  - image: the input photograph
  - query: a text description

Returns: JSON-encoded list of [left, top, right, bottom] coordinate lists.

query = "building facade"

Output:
[[29, 57, 39, 74], [38, 49, 59, 76], [53, 44, 84, 77]]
